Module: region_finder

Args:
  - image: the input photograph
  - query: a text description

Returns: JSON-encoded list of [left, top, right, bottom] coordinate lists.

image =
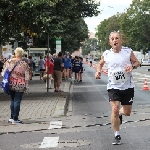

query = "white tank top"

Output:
[[103, 46, 135, 90]]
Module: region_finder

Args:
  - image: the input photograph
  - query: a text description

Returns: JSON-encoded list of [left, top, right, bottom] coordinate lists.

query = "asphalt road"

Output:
[[60, 64, 150, 150], [0, 64, 150, 150]]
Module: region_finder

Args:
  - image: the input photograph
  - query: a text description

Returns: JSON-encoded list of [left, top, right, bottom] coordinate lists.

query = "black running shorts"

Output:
[[108, 88, 134, 105]]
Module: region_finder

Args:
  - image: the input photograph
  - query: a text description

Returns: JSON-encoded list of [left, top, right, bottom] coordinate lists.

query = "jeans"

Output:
[[9, 90, 24, 121]]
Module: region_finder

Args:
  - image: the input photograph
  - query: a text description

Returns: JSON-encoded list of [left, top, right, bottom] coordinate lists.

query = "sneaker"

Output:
[[12, 119, 16, 125], [12, 119, 23, 124], [119, 114, 122, 125], [15, 120, 23, 123], [112, 135, 121, 145], [8, 118, 13, 123]]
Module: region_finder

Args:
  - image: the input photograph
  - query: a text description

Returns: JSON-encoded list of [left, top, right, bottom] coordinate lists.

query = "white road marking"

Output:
[[39, 137, 59, 148], [48, 121, 62, 130]]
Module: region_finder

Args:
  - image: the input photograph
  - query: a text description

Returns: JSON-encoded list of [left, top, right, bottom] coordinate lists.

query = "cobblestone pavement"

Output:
[[0, 75, 71, 133]]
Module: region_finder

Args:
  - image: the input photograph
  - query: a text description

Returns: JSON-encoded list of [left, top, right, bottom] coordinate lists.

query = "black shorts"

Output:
[[90, 61, 92, 64], [108, 88, 134, 105]]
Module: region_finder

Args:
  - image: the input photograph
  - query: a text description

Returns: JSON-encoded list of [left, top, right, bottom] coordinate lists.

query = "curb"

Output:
[[52, 82, 72, 117], [64, 83, 73, 116]]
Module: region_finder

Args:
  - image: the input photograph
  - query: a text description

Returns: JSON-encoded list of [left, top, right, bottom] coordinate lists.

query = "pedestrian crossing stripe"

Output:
[[39, 137, 59, 148], [48, 121, 62, 130]]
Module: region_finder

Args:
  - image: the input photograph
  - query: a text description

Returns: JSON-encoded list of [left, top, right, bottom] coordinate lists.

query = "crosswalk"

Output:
[[39, 62, 150, 148], [39, 121, 62, 148]]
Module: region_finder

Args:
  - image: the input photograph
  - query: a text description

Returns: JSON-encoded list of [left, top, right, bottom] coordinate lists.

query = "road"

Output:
[[62, 64, 150, 150], [0, 64, 150, 149]]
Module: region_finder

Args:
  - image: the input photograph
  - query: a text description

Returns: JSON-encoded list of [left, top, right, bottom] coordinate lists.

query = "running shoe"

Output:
[[112, 135, 121, 145], [8, 118, 13, 123], [12, 119, 23, 124]]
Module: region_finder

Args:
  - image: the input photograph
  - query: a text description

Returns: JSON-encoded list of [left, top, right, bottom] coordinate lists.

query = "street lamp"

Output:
[[46, 33, 50, 92]]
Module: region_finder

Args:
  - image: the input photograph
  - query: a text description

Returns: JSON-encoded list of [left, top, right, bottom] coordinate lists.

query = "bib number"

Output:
[[112, 70, 128, 84]]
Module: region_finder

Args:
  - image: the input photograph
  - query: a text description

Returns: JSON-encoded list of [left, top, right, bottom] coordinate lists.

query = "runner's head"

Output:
[[109, 31, 122, 51]]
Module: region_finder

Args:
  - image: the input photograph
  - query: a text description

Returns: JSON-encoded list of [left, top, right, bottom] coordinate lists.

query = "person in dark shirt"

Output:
[[72, 56, 80, 83], [0, 55, 4, 73], [79, 57, 83, 82], [53, 52, 63, 92]]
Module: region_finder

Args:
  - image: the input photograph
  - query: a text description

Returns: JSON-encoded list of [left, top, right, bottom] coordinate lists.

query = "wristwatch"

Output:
[[132, 65, 136, 69]]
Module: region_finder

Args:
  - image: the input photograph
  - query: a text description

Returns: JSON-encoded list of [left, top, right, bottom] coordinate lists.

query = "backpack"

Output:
[[1, 60, 21, 95]]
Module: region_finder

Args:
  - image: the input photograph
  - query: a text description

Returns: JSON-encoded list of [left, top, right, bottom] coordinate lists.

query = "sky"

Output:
[[84, 0, 133, 33]]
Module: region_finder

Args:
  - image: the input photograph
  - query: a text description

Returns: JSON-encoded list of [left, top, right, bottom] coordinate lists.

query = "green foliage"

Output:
[[96, 13, 123, 50], [120, 0, 150, 51], [0, 0, 100, 53], [82, 38, 98, 55], [96, 0, 150, 53]]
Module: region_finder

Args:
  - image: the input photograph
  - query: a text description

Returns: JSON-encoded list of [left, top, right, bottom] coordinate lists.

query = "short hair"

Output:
[[75, 56, 78, 59], [28, 56, 32, 59], [14, 47, 24, 57], [53, 53, 57, 58], [109, 31, 122, 39], [58, 52, 62, 57]]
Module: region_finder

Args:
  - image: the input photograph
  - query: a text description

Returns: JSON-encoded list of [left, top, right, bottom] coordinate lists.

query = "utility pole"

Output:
[[47, 33, 50, 92]]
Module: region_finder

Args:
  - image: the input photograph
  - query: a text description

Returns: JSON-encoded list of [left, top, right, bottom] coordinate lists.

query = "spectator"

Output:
[[22, 53, 29, 64], [0, 55, 4, 73], [53, 52, 63, 92], [79, 57, 83, 82], [72, 56, 80, 83], [53, 53, 57, 58], [45, 54, 54, 88], [1, 47, 30, 124], [62, 52, 71, 81], [28, 56, 34, 80], [38, 56, 45, 80]]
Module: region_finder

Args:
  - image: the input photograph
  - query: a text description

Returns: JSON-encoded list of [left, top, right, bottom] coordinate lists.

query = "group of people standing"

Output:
[[0, 49, 84, 125], [38, 52, 84, 91]]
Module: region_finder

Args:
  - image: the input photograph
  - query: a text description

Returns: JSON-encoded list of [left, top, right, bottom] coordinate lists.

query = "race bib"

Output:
[[112, 70, 128, 84]]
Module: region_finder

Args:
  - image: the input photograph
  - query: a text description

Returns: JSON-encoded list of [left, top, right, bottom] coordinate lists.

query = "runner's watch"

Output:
[[132, 65, 136, 69]]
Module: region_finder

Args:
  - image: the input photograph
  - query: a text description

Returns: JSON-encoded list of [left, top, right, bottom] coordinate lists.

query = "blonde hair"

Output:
[[14, 47, 24, 57]]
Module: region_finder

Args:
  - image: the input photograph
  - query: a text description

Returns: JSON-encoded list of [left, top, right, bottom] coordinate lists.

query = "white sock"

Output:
[[114, 131, 120, 137]]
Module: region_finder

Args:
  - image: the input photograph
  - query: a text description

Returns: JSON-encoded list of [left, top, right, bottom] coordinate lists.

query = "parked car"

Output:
[[141, 58, 150, 66]]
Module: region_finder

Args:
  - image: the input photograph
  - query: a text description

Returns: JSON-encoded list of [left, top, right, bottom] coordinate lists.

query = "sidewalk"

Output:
[[0, 76, 72, 134]]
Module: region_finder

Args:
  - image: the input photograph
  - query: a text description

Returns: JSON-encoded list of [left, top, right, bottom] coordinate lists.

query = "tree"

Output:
[[96, 13, 123, 50], [120, 0, 150, 51], [0, 0, 101, 53], [82, 38, 98, 55]]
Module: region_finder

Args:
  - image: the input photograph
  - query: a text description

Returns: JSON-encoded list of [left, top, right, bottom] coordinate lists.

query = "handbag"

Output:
[[1, 60, 21, 94]]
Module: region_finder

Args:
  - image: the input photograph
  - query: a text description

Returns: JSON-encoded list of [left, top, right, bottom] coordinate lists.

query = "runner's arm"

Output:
[[95, 55, 105, 79], [130, 50, 140, 69], [96, 55, 105, 73]]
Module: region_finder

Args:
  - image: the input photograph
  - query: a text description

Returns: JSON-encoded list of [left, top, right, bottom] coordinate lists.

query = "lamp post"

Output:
[[47, 33, 50, 92]]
